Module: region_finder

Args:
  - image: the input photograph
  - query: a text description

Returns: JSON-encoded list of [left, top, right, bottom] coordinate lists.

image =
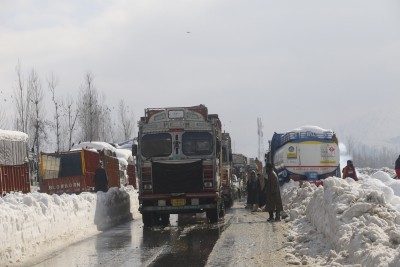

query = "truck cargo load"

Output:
[[0, 129, 30, 194]]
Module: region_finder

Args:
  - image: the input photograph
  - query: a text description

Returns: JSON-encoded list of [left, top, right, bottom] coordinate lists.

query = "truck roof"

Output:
[[143, 104, 208, 123]]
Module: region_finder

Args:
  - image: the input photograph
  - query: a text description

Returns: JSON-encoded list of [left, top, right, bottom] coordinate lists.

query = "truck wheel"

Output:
[[219, 201, 225, 218], [160, 214, 170, 226], [206, 207, 219, 223], [142, 212, 154, 227]]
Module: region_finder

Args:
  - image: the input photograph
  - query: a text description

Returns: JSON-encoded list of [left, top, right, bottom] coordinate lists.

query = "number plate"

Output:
[[171, 198, 186, 206]]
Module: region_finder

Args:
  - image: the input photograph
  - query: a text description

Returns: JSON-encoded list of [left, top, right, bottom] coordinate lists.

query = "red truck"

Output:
[[40, 148, 121, 195], [0, 129, 30, 195]]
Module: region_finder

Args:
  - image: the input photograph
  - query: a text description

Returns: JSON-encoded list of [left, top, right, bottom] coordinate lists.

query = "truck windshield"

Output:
[[182, 132, 213, 156], [141, 133, 172, 158]]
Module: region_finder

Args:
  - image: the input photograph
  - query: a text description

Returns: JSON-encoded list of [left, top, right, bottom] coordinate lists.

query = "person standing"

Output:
[[395, 155, 400, 179], [94, 161, 109, 192], [342, 160, 358, 181], [264, 163, 283, 221], [247, 170, 260, 212], [258, 173, 267, 209]]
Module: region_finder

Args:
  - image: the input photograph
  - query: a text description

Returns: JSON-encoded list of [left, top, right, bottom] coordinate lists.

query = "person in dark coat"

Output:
[[246, 170, 260, 212], [395, 155, 400, 179], [258, 173, 267, 209], [264, 163, 283, 221], [94, 161, 108, 192], [342, 160, 358, 181]]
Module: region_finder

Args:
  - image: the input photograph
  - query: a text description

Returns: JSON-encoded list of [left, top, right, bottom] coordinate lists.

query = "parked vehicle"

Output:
[[220, 132, 234, 208], [133, 104, 225, 226], [40, 148, 120, 194], [0, 129, 30, 195], [267, 125, 340, 186]]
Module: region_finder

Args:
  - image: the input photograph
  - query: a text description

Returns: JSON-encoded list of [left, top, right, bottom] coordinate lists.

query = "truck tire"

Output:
[[142, 212, 154, 227], [160, 214, 170, 226], [219, 201, 226, 218], [206, 203, 220, 223]]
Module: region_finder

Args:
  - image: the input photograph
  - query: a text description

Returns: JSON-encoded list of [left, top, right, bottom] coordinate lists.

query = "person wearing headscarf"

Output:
[[342, 160, 358, 181], [395, 155, 400, 179], [264, 163, 283, 221], [94, 161, 109, 192], [258, 172, 267, 209]]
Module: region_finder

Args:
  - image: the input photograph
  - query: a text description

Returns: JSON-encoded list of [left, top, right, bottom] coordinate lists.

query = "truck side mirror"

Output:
[[132, 144, 138, 156], [229, 152, 233, 162]]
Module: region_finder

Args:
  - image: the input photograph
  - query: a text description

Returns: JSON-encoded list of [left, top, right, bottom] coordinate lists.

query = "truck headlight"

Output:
[[204, 182, 213, 188], [143, 184, 153, 190]]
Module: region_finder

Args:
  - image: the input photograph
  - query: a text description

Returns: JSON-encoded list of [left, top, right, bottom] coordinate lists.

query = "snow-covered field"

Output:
[[1, 169, 400, 266]]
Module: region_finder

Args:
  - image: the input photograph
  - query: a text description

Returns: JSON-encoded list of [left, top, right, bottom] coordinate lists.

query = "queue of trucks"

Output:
[[1, 107, 341, 226]]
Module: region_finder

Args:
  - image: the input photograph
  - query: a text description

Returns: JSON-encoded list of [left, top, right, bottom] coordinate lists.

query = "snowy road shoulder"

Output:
[[0, 186, 139, 266]]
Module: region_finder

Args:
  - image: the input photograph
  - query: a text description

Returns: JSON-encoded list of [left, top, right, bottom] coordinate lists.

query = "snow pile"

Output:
[[0, 129, 28, 142], [0, 186, 139, 266], [282, 174, 400, 266]]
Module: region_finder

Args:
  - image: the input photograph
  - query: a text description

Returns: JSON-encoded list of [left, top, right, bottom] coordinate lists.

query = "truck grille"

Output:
[[152, 160, 203, 193]]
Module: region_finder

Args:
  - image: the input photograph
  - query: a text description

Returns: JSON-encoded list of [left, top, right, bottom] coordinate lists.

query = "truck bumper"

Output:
[[139, 192, 219, 214]]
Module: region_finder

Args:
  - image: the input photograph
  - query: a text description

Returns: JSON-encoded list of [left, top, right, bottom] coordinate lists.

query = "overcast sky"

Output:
[[1, 0, 400, 157]]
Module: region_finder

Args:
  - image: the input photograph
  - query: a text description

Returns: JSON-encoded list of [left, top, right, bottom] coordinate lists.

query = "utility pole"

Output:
[[257, 117, 264, 161]]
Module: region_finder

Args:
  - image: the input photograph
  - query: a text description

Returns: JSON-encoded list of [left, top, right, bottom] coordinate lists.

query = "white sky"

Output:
[[1, 0, 400, 157]]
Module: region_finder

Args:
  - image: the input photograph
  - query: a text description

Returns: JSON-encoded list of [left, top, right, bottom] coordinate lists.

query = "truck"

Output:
[[220, 132, 234, 207], [40, 148, 121, 194], [133, 104, 225, 226], [267, 125, 340, 186], [0, 129, 30, 195]]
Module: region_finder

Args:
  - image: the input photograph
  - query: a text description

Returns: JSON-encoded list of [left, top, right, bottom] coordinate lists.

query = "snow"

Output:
[[291, 125, 333, 134], [1, 169, 400, 266], [0, 129, 28, 142], [0, 186, 140, 266], [281, 170, 400, 266]]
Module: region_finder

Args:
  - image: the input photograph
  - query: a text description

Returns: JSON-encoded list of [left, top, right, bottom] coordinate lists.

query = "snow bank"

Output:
[[0, 186, 139, 266], [0, 129, 28, 142], [282, 174, 400, 266]]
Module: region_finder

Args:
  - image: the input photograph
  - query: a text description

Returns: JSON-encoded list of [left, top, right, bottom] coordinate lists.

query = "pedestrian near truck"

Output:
[[94, 161, 109, 192], [264, 163, 283, 222], [342, 160, 358, 181], [395, 155, 400, 179]]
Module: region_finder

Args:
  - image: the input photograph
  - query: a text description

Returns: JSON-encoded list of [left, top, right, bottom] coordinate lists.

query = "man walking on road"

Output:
[[265, 163, 283, 222]]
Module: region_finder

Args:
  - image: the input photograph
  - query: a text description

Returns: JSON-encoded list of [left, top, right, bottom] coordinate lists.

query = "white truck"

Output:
[[267, 125, 340, 186]]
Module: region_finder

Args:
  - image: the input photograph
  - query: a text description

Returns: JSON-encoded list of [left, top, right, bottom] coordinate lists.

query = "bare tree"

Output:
[[65, 96, 79, 150], [13, 61, 32, 133], [78, 72, 101, 141], [118, 99, 133, 141], [28, 69, 47, 155], [0, 107, 8, 129], [48, 73, 62, 152]]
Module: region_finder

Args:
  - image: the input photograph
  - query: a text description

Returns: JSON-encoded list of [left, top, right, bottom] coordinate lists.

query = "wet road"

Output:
[[28, 211, 233, 267]]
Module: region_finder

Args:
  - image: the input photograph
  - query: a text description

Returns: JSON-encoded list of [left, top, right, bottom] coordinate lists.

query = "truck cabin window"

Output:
[[141, 133, 172, 158], [182, 132, 213, 156]]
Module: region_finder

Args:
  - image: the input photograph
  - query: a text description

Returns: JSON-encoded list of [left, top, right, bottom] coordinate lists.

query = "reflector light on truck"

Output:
[[204, 181, 213, 188]]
